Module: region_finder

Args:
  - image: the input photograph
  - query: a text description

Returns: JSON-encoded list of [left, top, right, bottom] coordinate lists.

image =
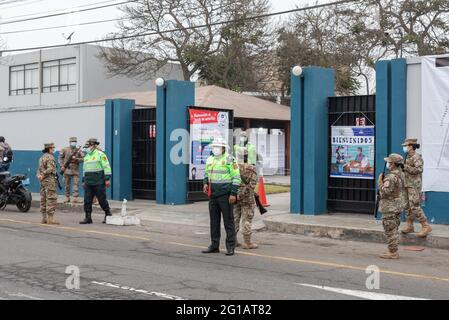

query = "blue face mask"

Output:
[[71, 142, 77, 148]]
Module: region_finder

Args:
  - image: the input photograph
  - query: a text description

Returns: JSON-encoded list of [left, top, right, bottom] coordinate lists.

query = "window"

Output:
[[9, 63, 39, 96], [42, 58, 76, 93]]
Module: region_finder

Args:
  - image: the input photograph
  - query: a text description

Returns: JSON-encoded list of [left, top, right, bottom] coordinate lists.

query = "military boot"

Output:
[[41, 215, 47, 224], [401, 216, 415, 234], [64, 196, 71, 204], [379, 251, 399, 259], [72, 197, 80, 204], [417, 221, 432, 238], [102, 211, 112, 224], [47, 216, 60, 225], [80, 213, 93, 224], [242, 242, 258, 250]]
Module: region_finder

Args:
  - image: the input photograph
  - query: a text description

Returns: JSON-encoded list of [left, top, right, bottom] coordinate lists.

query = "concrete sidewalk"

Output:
[[30, 192, 449, 250]]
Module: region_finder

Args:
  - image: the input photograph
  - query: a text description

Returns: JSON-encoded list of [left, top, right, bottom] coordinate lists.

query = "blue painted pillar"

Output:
[[290, 67, 335, 214], [375, 58, 407, 179], [105, 99, 134, 201], [156, 80, 195, 205]]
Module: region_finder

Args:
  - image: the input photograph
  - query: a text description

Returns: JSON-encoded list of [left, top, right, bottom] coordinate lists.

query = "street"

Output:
[[0, 207, 448, 300]]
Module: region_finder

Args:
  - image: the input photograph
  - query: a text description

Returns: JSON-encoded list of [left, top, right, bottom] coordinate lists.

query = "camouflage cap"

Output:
[[86, 138, 100, 146], [402, 138, 418, 146], [69, 137, 77, 142], [384, 153, 404, 164], [44, 142, 55, 149]]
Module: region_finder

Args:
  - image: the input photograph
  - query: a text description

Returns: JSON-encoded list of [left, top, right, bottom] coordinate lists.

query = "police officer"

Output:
[[37, 143, 59, 225], [79, 138, 112, 225], [234, 147, 258, 249], [234, 131, 257, 165], [378, 153, 407, 259], [202, 138, 241, 256], [401, 138, 432, 237], [59, 137, 83, 204]]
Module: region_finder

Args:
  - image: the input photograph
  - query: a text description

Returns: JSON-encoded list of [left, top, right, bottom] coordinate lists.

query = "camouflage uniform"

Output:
[[401, 138, 432, 237], [234, 163, 258, 249], [37, 143, 58, 224], [379, 154, 406, 259], [58, 137, 83, 202]]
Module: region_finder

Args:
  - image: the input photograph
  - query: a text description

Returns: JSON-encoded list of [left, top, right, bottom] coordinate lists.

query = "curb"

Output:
[[31, 199, 122, 214], [263, 218, 449, 250]]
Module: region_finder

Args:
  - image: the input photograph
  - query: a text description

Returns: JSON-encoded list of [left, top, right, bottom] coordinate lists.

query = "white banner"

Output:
[[421, 56, 449, 192]]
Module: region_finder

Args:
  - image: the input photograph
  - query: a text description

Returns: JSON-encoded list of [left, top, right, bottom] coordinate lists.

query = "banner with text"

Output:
[[189, 108, 230, 180], [330, 126, 375, 179]]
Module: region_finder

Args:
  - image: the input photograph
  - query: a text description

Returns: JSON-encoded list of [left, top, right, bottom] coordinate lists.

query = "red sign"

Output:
[[189, 109, 219, 124]]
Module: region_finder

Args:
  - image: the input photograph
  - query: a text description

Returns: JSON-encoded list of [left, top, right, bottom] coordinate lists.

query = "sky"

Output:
[[0, 0, 328, 55]]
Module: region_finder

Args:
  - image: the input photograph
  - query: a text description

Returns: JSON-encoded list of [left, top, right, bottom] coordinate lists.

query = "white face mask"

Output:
[[386, 162, 391, 170], [240, 137, 247, 143], [403, 146, 409, 153], [212, 147, 223, 156], [71, 142, 77, 148]]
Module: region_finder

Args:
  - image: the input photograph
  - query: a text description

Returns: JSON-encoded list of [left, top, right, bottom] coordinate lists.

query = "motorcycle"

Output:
[[0, 157, 32, 212]]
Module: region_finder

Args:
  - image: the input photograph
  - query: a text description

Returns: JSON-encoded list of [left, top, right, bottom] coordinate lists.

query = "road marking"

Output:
[[297, 283, 429, 300], [2, 218, 449, 284], [91, 281, 186, 300], [6, 292, 44, 300]]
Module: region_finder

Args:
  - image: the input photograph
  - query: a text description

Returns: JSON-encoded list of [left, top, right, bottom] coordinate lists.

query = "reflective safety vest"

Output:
[[204, 153, 241, 198], [234, 143, 257, 165], [82, 148, 112, 186]]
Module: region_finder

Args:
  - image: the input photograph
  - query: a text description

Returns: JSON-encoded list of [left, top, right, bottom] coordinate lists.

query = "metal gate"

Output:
[[132, 108, 156, 200], [327, 95, 376, 214]]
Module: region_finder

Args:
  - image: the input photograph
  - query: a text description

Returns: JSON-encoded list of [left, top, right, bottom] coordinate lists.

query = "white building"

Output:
[[0, 44, 183, 108]]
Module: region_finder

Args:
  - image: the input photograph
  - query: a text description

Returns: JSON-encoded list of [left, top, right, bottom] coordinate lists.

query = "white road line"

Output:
[[91, 281, 186, 300], [7, 292, 44, 300], [296, 283, 429, 300]]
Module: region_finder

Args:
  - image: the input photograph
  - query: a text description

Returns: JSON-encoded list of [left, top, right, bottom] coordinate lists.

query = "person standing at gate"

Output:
[[234, 131, 257, 165], [80, 138, 112, 225], [378, 154, 407, 259], [401, 138, 432, 237], [202, 138, 241, 256], [37, 143, 59, 225], [234, 147, 258, 249], [59, 137, 84, 204]]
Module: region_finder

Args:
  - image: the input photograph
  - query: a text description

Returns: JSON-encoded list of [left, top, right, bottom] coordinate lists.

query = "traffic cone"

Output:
[[257, 176, 270, 207]]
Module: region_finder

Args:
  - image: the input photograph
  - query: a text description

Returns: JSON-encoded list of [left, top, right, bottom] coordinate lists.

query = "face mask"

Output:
[[403, 146, 409, 153], [71, 143, 77, 148], [240, 137, 247, 144], [386, 163, 391, 170], [82, 147, 89, 154], [212, 147, 223, 156]]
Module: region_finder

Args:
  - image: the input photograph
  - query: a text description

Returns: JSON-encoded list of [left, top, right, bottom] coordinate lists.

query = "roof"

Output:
[[83, 85, 290, 121]]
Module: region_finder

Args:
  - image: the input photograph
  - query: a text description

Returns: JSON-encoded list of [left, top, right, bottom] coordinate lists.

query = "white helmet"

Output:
[[210, 137, 228, 148]]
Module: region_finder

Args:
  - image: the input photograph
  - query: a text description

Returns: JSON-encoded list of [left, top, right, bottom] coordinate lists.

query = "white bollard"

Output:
[[121, 199, 128, 217], [106, 198, 140, 226]]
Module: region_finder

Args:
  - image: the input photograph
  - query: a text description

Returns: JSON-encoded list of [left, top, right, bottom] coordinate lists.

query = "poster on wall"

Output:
[[421, 56, 449, 192], [330, 126, 375, 179], [189, 108, 230, 180]]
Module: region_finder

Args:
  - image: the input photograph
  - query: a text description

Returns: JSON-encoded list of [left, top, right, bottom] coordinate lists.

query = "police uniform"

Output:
[[80, 138, 112, 224], [234, 131, 257, 165], [37, 143, 59, 225], [58, 137, 83, 204], [401, 138, 432, 237], [203, 140, 241, 256], [378, 153, 407, 259]]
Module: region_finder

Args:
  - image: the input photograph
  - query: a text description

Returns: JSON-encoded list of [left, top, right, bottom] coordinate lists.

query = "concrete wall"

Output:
[[0, 44, 183, 108], [0, 104, 105, 194]]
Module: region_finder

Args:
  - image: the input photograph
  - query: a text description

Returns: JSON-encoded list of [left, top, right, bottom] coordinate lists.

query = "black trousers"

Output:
[[209, 194, 236, 251], [84, 183, 111, 215]]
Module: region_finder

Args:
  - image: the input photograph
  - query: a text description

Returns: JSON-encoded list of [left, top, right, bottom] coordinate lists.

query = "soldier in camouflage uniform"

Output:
[[59, 137, 83, 204], [378, 153, 407, 259], [401, 138, 432, 237], [37, 143, 59, 225], [234, 147, 258, 249]]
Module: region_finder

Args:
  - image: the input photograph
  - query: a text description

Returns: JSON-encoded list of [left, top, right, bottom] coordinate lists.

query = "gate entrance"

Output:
[[327, 95, 376, 214], [132, 108, 156, 200]]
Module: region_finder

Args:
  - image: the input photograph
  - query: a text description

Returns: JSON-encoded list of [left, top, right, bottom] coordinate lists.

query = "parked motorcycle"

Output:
[[0, 157, 32, 212]]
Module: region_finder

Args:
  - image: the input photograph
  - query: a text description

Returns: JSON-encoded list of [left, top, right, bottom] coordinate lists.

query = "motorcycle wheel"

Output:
[[16, 187, 32, 213]]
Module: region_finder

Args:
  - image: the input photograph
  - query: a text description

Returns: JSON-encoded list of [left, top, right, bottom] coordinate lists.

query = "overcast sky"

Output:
[[0, 0, 325, 54]]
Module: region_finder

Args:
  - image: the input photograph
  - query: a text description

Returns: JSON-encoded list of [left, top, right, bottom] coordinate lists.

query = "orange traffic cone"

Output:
[[258, 176, 270, 207]]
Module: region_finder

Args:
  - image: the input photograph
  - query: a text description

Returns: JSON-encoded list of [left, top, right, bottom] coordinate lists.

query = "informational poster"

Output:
[[189, 108, 230, 180], [330, 126, 375, 179], [421, 56, 449, 192]]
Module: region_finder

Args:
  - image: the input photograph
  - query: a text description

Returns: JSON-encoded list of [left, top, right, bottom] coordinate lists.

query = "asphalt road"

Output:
[[0, 207, 449, 300]]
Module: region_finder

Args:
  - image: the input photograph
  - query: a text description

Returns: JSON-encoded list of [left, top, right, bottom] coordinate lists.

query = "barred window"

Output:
[[9, 63, 39, 96], [42, 58, 76, 93]]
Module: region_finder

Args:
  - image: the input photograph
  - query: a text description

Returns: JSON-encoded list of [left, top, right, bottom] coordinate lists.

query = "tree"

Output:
[[197, 0, 274, 92], [100, 0, 269, 82]]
